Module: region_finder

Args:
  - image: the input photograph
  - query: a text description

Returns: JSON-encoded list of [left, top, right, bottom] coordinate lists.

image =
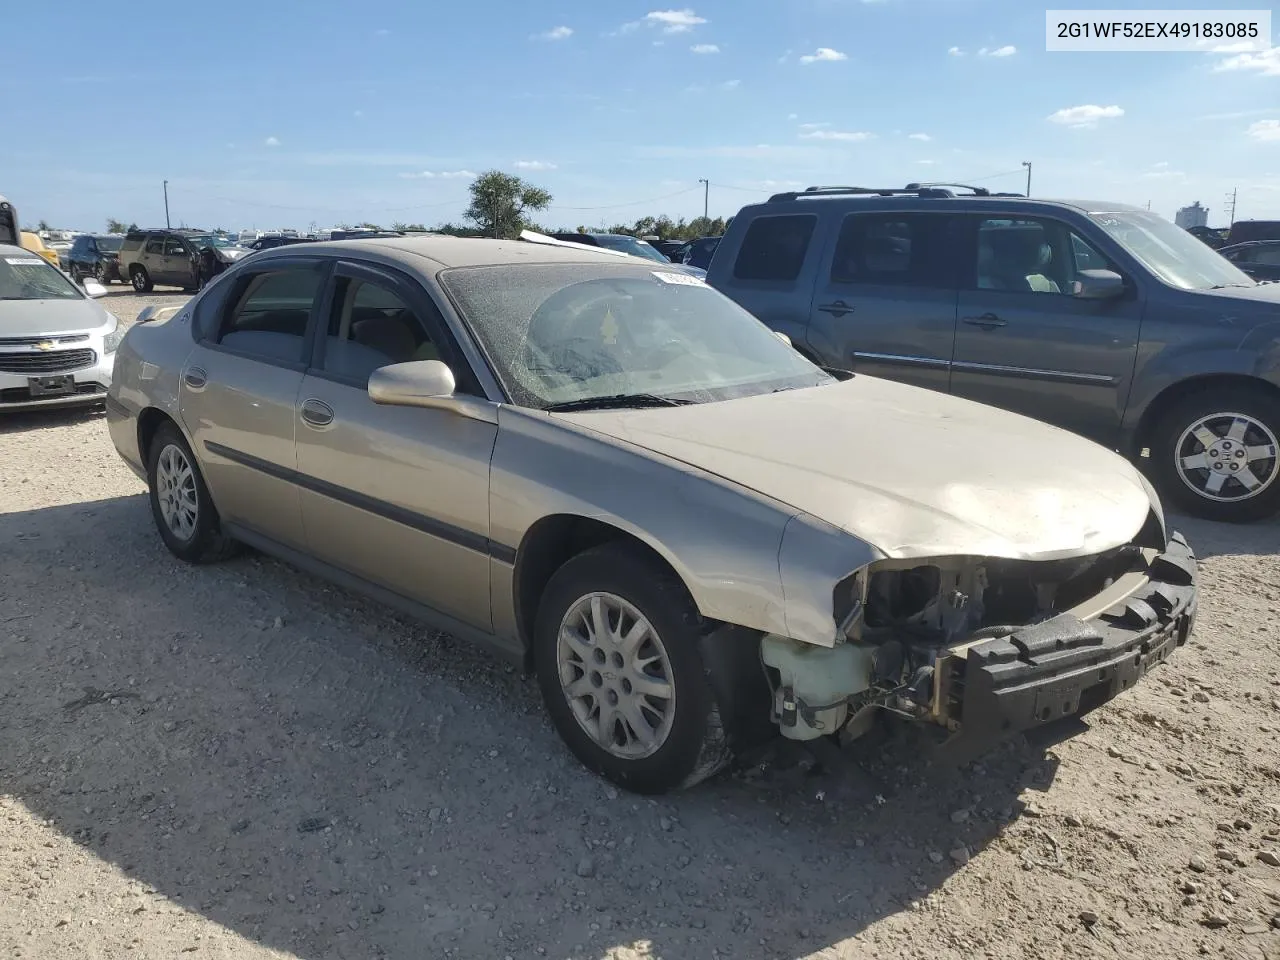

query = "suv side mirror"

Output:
[[368, 360, 457, 409], [83, 279, 107, 298], [1072, 269, 1125, 300]]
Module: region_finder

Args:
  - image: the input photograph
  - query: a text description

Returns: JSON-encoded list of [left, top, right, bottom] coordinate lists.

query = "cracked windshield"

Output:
[[3, 3, 1280, 960]]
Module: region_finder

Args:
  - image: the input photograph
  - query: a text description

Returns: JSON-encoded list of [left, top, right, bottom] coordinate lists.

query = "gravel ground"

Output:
[[3, 293, 1280, 960]]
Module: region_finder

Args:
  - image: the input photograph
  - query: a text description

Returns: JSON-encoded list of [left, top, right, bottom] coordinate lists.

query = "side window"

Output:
[[1251, 246, 1280, 266], [830, 214, 952, 287], [163, 237, 187, 257], [216, 269, 324, 364], [732, 214, 817, 282], [71, 238, 86, 255], [144, 236, 165, 255], [974, 218, 1113, 295], [1070, 233, 1110, 272], [320, 277, 440, 385]]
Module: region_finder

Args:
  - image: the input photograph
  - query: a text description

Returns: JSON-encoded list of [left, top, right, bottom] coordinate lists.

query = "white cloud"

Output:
[[787, 112, 798, 120], [1047, 104, 1124, 128], [948, 46, 964, 56], [1215, 47, 1280, 76], [641, 9, 707, 33], [533, 25, 573, 41], [798, 122, 831, 130], [908, 132, 931, 141], [690, 43, 719, 54], [398, 170, 477, 179], [799, 47, 847, 65], [1247, 119, 1280, 142], [800, 129, 875, 142], [264, 136, 280, 147], [979, 45, 1017, 57], [513, 160, 557, 170], [777, 49, 792, 64], [719, 79, 741, 90], [915, 159, 937, 165]]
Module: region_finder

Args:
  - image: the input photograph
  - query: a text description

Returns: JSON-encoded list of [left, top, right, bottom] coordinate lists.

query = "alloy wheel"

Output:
[[1175, 411, 1279, 503], [155, 443, 199, 540]]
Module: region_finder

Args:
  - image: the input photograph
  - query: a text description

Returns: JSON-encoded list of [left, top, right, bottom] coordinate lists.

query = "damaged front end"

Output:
[[760, 531, 1198, 750]]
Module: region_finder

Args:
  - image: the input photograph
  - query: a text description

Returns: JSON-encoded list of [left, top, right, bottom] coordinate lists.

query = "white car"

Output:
[[0, 244, 123, 410]]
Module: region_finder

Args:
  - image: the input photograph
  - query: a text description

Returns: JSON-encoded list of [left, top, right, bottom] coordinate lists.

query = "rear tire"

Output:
[[131, 266, 153, 292], [146, 422, 240, 563], [533, 543, 730, 794], [1147, 384, 1280, 523]]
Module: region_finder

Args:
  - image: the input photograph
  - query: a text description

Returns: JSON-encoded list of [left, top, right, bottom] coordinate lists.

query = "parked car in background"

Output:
[[708, 183, 1280, 522], [1218, 241, 1280, 283], [19, 231, 60, 269], [66, 234, 125, 284], [119, 229, 249, 292], [243, 235, 316, 252], [681, 236, 722, 270], [551, 232, 671, 264], [1226, 220, 1280, 246], [646, 238, 688, 262], [1186, 225, 1228, 250], [0, 244, 121, 410], [105, 235, 1195, 793]]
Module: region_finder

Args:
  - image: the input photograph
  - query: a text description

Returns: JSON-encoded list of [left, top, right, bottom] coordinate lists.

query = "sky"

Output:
[[4, 0, 1279, 233]]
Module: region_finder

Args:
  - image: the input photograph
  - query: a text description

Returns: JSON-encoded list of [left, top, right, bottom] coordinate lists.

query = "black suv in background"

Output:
[[118, 229, 249, 292], [66, 234, 124, 284], [1219, 241, 1280, 283], [708, 183, 1280, 522]]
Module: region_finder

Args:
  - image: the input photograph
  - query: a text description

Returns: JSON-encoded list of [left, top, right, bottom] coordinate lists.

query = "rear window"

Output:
[[732, 215, 816, 282], [830, 213, 953, 287]]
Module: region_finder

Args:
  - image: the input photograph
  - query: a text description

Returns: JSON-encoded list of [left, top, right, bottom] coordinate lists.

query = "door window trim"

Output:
[[197, 258, 334, 371]]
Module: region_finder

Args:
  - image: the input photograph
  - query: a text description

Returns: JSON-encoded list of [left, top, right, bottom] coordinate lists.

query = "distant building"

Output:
[[1175, 202, 1209, 229]]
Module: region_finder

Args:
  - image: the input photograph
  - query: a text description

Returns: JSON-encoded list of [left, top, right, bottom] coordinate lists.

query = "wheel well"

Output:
[[513, 515, 685, 666], [1133, 375, 1280, 453], [136, 408, 175, 465]]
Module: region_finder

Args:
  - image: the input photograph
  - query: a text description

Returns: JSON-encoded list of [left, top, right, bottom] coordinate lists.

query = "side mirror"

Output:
[[1072, 269, 1125, 300], [773, 330, 793, 348], [368, 359, 457, 409], [83, 279, 107, 298]]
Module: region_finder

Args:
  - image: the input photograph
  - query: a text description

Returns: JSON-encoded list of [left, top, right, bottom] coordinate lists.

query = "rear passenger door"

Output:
[[809, 212, 958, 391], [161, 236, 193, 286], [180, 260, 330, 550], [949, 216, 1142, 443], [140, 234, 167, 282], [293, 260, 498, 631]]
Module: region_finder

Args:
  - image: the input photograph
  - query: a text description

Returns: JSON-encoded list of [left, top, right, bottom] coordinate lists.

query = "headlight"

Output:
[[103, 314, 125, 354]]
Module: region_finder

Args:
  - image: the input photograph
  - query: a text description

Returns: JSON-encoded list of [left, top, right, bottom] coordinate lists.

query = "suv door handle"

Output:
[[182, 366, 207, 389], [300, 398, 335, 428], [962, 312, 1007, 329], [818, 300, 855, 318]]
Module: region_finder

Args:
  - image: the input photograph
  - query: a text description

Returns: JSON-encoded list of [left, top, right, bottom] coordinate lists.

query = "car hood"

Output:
[[1194, 281, 1280, 306], [0, 298, 110, 337], [554, 377, 1154, 561]]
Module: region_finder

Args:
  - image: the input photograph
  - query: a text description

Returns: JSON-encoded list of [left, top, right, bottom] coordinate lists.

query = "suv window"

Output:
[[320, 277, 441, 384], [1244, 244, 1280, 266], [972, 218, 1113, 295], [71, 237, 88, 254], [830, 214, 952, 287], [216, 268, 324, 364], [144, 235, 165, 255], [163, 237, 187, 257], [732, 215, 816, 282]]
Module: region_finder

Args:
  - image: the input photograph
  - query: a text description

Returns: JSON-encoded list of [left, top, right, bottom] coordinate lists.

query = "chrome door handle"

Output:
[[818, 300, 855, 318], [300, 398, 335, 427], [962, 312, 1006, 329], [182, 366, 207, 389]]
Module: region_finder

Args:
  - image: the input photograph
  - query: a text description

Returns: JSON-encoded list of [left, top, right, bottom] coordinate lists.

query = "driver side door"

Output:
[[294, 259, 500, 631]]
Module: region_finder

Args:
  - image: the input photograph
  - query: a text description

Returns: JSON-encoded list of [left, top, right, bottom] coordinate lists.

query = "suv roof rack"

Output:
[[767, 182, 1027, 202]]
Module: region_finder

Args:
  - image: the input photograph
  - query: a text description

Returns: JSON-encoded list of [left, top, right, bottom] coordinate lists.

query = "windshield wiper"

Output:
[[544, 393, 692, 412]]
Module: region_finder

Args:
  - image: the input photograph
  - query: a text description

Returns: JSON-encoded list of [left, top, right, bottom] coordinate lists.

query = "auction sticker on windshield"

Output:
[[5, 257, 44, 265], [652, 271, 706, 286]]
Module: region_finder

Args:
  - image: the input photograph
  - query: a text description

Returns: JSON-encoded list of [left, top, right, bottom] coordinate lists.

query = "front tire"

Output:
[[146, 422, 240, 563], [131, 266, 153, 292], [534, 543, 730, 794], [1148, 385, 1280, 522]]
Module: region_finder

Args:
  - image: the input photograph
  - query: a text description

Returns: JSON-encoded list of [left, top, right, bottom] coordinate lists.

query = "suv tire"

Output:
[[1148, 384, 1280, 523], [131, 265, 153, 292], [533, 543, 731, 794]]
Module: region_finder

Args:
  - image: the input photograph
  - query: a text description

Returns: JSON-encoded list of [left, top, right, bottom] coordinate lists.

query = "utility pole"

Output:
[[163, 180, 170, 228], [698, 178, 709, 220], [1225, 187, 1238, 225], [1021, 161, 1032, 198]]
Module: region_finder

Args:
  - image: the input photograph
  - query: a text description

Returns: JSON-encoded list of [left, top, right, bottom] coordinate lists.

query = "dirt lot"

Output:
[[3, 291, 1280, 960]]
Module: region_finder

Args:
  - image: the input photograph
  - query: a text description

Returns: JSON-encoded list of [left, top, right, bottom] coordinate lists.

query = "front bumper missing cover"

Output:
[[935, 532, 1197, 744]]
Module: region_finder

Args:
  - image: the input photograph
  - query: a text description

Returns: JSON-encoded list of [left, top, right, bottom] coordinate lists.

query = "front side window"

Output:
[[0, 254, 83, 301], [440, 263, 829, 409], [1088, 209, 1254, 290], [1246, 245, 1280, 267], [320, 277, 441, 384], [163, 237, 188, 257], [144, 236, 165, 255], [216, 268, 324, 363], [732, 215, 815, 282], [831, 213, 952, 287], [972, 218, 1116, 295]]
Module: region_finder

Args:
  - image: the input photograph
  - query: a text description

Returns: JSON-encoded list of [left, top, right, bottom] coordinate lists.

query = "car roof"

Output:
[[257, 236, 629, 270], [740, 195, 1145, 216]]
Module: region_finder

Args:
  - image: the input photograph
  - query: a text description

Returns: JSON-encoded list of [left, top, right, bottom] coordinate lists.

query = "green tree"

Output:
[[37, 219, 50, 233], [464, 170, 552, 239]]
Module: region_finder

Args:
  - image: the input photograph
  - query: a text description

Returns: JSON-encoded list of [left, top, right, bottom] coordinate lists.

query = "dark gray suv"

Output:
[[707, 184, 1280, 523]]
